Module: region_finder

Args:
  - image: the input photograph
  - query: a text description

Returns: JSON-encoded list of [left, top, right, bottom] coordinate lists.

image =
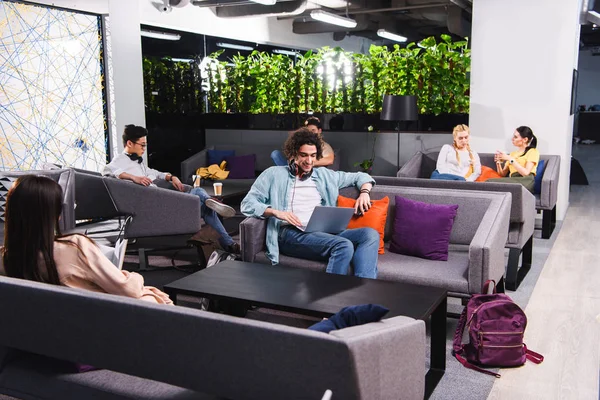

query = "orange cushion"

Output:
[[475, 166, 502, 182], [337, 195, 389, 254]]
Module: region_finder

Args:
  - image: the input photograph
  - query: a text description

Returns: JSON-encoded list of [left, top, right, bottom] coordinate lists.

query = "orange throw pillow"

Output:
[[337, 195, 389, 254], [476, 166, 502, 182]]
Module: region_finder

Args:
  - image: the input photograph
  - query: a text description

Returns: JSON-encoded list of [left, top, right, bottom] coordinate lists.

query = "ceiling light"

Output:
[[377, 29, 407, 43], [167, 57, 195, 63], [248, 0, 277, 4], [273, 49, 299, 56], [141, 30, 181, 41], [310, 10, 357, 28], [216, 42, 254, 51]]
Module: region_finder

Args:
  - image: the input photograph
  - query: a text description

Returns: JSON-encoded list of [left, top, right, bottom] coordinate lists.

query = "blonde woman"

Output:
[[431, 124, 481, 181]]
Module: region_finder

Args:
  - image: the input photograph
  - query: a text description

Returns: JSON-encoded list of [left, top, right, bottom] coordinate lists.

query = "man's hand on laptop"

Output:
[[272, 210, 303, 227], [354, 192, 372, 215]]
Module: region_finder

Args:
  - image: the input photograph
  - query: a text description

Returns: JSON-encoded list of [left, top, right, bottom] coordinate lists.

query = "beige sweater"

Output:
[[0, 235, 173, 305]]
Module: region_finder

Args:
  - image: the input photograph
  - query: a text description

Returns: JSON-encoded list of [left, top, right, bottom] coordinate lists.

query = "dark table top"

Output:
[[165, 260, 447, 320], [199, 181, 252, 199]]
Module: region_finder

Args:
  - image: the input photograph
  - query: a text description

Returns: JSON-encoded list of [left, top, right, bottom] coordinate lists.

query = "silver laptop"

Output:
[[304, 206, 355, 233]]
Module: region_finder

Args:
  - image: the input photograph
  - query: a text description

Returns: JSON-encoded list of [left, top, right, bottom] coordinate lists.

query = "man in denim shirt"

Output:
[[241, 128, 379, 278]]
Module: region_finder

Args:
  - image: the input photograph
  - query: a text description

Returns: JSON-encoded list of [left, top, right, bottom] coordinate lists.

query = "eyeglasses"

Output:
[[134, 142, 147, 149]]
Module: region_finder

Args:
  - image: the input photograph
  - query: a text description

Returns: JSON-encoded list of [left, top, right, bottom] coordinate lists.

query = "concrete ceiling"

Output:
[[180, 0, 472, 43]]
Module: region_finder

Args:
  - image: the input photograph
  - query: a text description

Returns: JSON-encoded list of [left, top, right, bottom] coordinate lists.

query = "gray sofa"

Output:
[[0, 168, 76, 234], [180, 144, 341, 187], [373, 176, 534, 291], [240, 185, 511, 298], [398, 151, 560, 239], [0, 275, 426, 400]]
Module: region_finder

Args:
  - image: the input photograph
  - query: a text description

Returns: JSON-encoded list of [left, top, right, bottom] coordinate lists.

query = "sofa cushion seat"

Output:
[[377, 243, 469, 293], [255, 243, 470, 294], [0, 353, 216, 400]]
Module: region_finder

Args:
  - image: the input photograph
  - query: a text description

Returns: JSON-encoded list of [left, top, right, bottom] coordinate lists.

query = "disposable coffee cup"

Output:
[[213, 182, 223, 196], [192, 175, 201, 188]]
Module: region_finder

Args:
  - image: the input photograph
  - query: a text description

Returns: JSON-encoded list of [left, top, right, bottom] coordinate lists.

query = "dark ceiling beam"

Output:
[[278, 2, 450, 20], [209, 0, 308, 17]]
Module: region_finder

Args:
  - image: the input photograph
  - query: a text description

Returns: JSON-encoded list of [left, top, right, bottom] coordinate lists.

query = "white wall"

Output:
[[138, 2, 371, 53], [577, 48, 600, 107], [469, 0, 582, 220]]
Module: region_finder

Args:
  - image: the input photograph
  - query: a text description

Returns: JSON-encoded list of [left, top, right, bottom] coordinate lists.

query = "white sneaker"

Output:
[[205, 198, 236, 218]]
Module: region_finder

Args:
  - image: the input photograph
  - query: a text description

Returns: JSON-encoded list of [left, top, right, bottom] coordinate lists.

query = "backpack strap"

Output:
[[524, 345, 544, 364], [453, 303, 502, 378], [482, 279, 497, 294]]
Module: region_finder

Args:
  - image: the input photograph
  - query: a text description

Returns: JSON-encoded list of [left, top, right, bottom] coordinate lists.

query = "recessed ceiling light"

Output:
[[216, 42, 254, 51], [273, 49, 299, 56], [377, 29, 407, 43], [248, 0, 277, 5], [310, 10, 357, 28], [141, 30, 181, 41]]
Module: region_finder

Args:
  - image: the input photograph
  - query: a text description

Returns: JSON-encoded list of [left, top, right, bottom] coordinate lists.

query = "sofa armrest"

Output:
[[397, 152, 423, 177], [240, 217, 267, 262], [180, 146, 214, 185], [103, 178, 201, 238], [539, 156, 560, 209], [330, 316, 426, 400], [466, 193, 511, 294]]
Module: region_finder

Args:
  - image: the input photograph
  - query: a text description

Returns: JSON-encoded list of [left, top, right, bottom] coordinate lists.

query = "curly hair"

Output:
[[283, 127, 323, 160]]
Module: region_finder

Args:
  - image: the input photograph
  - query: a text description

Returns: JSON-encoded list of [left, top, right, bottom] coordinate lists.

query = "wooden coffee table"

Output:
[[164, 260, 447, 399]]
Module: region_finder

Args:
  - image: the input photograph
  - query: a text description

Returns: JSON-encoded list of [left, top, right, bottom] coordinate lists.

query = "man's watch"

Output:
[[166, 173, 172, 181]]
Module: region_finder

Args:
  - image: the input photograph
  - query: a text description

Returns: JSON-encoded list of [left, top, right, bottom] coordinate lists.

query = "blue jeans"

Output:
[[271, 150, 288, 166], [430, 170, 466, 181], [189, 187, 234, 248], [278, 226, 379, 279]]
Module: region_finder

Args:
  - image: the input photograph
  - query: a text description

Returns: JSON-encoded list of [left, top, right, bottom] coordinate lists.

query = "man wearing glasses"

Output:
[[103, 125, 240, 254]]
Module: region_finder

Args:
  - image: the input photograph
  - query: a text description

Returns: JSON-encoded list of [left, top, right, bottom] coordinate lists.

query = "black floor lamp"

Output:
[[380, 95, 419, 171]]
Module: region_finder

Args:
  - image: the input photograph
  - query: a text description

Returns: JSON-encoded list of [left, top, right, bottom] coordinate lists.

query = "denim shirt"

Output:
[[241, 166, 375, 265]]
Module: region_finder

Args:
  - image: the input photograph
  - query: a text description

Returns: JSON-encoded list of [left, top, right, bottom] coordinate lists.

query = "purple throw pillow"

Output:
[[389, 196, 458, 261], [224, 154, 256, 179]]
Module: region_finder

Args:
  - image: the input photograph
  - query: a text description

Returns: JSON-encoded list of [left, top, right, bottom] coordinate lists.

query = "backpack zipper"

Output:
[[480, 344, 524, 349], [479, 331, 524, 335]]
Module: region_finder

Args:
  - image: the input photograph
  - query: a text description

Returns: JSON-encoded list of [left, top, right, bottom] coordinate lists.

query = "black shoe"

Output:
[[226, 242, 241, 254]]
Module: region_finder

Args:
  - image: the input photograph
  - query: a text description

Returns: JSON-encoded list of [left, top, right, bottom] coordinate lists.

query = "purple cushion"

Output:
[[389, 196, 458, 261], [224, 154, 256, 179]]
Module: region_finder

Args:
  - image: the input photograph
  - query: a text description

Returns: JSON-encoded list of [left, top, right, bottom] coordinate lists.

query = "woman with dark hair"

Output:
[[0, 175, 172, 305], [488, 126, 540, 193]]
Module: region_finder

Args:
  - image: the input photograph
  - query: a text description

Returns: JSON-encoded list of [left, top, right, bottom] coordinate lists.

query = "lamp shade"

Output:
[[380, 95, 418, 121]]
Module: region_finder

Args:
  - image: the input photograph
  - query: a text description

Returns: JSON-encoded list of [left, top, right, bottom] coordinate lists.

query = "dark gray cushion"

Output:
[[0, 353, 217, 400]]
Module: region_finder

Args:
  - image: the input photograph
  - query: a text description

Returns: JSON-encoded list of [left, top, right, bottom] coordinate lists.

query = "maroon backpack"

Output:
[[452, 280, 543, 377]]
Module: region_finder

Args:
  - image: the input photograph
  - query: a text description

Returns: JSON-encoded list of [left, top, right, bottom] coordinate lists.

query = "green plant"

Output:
[[202, 36, 471, 116], [354, 126, 378, 172]]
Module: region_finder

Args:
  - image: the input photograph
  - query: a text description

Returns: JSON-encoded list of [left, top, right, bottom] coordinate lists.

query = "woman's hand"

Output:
[[495, 151, 510, 162]]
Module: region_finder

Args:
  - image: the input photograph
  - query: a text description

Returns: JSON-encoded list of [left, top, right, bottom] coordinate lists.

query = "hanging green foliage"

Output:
[[142, 56, 203, 114], [143, 36, 470, 116]]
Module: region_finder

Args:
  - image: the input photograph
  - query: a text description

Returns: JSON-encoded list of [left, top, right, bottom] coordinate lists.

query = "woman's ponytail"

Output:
[[516, 126, 536, 155]]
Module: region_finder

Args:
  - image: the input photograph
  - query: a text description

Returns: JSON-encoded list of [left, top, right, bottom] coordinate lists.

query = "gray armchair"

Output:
[[241, 185, 511, 298], [73, 172, 202, 269], [0, 169, 75, 233]]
